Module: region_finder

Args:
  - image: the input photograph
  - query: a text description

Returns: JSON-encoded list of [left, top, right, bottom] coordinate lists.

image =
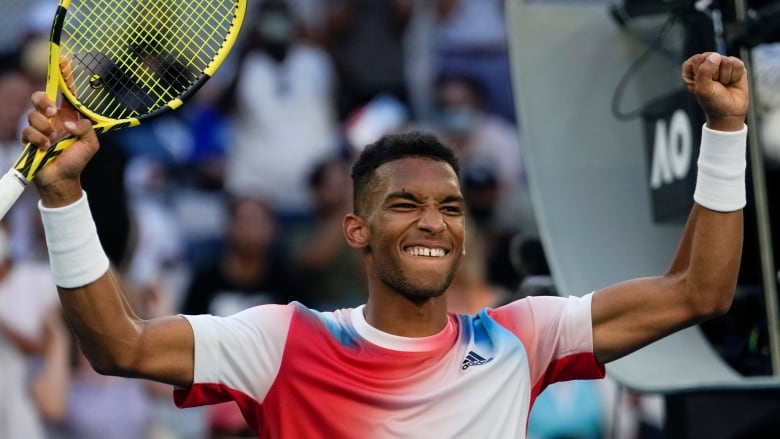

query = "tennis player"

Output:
[[22, 51, 747, 438]]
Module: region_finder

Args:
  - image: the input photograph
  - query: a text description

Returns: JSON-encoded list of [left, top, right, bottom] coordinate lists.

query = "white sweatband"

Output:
[[693, 124, 748, 212], [39, 191, 110, 288]]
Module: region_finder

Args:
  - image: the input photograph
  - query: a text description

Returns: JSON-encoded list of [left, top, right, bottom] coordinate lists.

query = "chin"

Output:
[[407, 286, 448, 300], [399, 273, 455, 300]]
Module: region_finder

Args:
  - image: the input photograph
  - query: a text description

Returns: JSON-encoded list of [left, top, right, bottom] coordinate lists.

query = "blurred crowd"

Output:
[[0, 0, 777, 438]]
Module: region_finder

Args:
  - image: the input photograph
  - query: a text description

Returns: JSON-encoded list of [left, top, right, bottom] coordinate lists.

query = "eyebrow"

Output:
[[385, 191, 464, 205]]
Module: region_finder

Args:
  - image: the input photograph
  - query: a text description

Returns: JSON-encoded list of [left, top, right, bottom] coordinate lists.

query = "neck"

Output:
[[363, 292, 448, 338]]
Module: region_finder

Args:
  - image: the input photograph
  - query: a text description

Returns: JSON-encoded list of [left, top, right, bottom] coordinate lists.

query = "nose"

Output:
[[418, 206, 446, 234]]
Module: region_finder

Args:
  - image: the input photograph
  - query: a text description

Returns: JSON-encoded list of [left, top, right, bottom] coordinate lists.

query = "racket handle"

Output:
[[0, 169, 29, 220]]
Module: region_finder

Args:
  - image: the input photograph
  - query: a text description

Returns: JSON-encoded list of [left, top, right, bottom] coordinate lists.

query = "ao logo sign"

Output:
[[649, 109, 693, 189]]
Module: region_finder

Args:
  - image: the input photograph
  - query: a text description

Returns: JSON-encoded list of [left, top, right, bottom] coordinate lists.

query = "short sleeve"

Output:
[[174, 304, 294, 408], [489, 294, 605, 391]]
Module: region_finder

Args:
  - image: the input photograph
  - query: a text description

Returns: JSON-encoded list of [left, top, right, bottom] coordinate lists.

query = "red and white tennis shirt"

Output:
[[175, 294, 605, 438]]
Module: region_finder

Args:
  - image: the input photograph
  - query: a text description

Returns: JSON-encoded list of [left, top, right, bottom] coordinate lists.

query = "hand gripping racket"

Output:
[[0, 0, 247, 219]]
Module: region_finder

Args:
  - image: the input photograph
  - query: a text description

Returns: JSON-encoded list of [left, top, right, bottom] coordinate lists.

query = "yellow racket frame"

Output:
[[13, 0, 247, 181]]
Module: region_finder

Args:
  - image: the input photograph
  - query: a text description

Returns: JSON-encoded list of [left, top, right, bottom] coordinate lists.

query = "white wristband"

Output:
[[39, 191, 110, 288], [693, 124, 748, 212]]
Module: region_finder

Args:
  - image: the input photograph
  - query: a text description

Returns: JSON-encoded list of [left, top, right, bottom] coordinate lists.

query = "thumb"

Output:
[[63, 119, 97, 150], [694, 52, 722, 94]]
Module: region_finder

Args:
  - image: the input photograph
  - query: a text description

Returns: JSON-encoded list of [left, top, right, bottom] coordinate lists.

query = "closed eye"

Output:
[[443, 205, 464, 215], [391, 202, 417, 210]]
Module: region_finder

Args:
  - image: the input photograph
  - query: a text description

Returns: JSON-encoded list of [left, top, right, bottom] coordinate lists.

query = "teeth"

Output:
[[407, 247, 446, 257]]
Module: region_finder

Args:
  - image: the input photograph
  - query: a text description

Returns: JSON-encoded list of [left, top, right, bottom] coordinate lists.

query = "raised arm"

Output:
[[24, 92, 195, 387], [591, 52, 748, 364]]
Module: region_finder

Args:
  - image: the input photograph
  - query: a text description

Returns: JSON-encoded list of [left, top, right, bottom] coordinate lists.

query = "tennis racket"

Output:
[[0, 0, 247, 219]]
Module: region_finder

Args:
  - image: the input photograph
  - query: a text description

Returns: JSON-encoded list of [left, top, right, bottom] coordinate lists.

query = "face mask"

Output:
[[439, 106, 478, 136], [257, 13, 294, 44]]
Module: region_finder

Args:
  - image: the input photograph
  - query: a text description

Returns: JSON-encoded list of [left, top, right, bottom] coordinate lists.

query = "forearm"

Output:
[[60, 277, 195, 386], [39, 189, 142, 374], [668, 124, 747, 314], [58, 271, 145, 374], [593, 124, 746, 363], [668, 205, 742, 315]]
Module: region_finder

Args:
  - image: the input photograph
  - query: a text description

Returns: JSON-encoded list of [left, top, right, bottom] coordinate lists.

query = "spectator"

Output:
[[434, 0, 516, 122], [222, 0, 340, 219], [0, 50, 48, 263], [180, 196, 299, 317], [324, 0, 414, 119], [52, 334, 154, 439], [0, 224, 61, 439], [122, 157, 188, 311], [285, 154, 366, 310], [0, 52, 32, 170], [30, 308, 70, 429], [434, 72, 537, 237], [445, 225, 510, 314]]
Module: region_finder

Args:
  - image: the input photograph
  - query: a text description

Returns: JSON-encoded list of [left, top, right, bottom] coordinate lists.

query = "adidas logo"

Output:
[[461, 350, 494, 370]]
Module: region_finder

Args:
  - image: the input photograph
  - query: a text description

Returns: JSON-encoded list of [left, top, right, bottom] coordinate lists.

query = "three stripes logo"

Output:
[[461, 350, 493, 370]]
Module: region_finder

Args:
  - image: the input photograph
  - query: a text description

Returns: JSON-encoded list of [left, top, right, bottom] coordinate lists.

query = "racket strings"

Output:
[[59, 0, 239, 120]]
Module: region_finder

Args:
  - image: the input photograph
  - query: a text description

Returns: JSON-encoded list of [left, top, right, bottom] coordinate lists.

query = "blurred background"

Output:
[[0, 0, 778, 438]]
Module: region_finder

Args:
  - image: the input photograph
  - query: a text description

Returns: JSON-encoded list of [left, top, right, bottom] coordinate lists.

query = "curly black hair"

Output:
[[350, 130, 460, 215]]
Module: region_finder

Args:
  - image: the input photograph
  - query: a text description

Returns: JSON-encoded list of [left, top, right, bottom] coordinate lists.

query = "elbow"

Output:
[[714, 291, 735, 316], [670, 268, 737, 321], [79, 324, 147, 377], [87, 355, 125, 377], [690, 285, 735, 321], [84, 347, 140, 378]]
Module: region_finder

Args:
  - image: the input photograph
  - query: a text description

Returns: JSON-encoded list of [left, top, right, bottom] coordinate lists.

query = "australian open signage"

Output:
[[642, 89, 704, 223]]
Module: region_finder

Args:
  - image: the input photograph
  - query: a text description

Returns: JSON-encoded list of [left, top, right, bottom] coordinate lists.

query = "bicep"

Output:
[[591, 275, 698, 364]]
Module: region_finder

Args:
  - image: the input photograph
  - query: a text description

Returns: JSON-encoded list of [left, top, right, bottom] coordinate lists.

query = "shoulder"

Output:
[[488, 294, 593, 331], [183, 302, 297, 338], [215, 302, 356, 334]]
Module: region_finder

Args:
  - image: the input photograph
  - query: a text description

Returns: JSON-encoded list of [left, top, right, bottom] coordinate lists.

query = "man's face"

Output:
[[363, 157, 466, 300]]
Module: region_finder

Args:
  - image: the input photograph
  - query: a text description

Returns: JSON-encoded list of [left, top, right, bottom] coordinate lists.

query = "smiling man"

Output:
[[22, 51, 748, 438]]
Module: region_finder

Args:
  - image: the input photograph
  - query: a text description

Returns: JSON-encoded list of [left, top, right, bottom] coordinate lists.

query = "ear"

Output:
[[344, 213, 369, 249]]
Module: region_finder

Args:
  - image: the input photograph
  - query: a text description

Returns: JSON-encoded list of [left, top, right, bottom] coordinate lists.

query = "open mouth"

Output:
[[404, 246, 448, 257]]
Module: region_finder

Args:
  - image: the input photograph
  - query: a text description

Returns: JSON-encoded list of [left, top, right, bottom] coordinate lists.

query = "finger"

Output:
[[59, 57, 76, 94], [694, 52, 722, 94], [724, 56, 746, 85], [64, 118, 97, 146], [717, 56, 735, 85], [58, 56, 78, 114], [27, 109, 56, 138], [682, 53, 707, 89], [21, 126, 52, 149], [30, 91, 57, 118]]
